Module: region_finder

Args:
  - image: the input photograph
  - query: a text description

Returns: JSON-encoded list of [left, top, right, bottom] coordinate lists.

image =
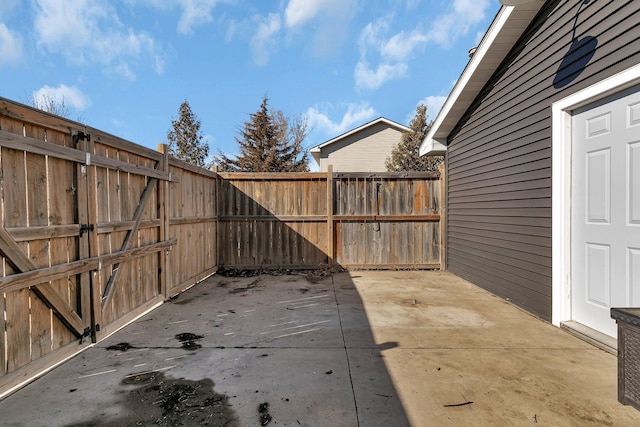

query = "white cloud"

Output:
[[381, 30, 428, 62], [113, 62, 136, 81], [250, 13, 281, 66], [32, 84, 90, 111], [236, 0, 357, 66], [284, 0, 357, 58], [418, 95, 447, 120], [154, 55, 166, 74], [354, 0, 491, 90], [33, 0, 157, 78], [0, 23, 23, 67], [284, 0, 322, 28], [284, 0, 356, 29], [176, 0, 220, 35], [357, 17, 392, 57], [354, 61, 408, 90], [426, 0, 491, 48], [306, 103, 376, 136], [121, 0, 222, 35], [355, 17, 409, 89]]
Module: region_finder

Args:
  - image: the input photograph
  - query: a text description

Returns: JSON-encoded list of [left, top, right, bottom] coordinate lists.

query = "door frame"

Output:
[[551, 63, 640, 329]]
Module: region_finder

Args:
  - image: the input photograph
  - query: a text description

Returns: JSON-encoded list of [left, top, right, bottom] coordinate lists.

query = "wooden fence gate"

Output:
[[0, 100, 179, 396]]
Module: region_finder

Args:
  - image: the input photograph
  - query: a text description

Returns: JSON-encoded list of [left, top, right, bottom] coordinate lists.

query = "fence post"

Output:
[[438, 162, 447, 271], [158, 144, 170, 298], [326, 165, 334, 266], [211, 165, 219, 271], [75, 136, 102, 342]]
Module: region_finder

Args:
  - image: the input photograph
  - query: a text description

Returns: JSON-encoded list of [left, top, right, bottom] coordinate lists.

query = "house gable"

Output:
[[312, 117, 409, 172]]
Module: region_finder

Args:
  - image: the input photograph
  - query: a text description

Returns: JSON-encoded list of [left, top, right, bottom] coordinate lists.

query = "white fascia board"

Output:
[[419, 6, 515, 157], [313, 117, 410, 152], [420, 138, 447, 156]]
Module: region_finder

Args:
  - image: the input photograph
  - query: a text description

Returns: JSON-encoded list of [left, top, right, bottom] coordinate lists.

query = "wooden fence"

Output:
[[0, 97, 443, 398], [0, 99, 216, 397], [333, 171, 442, 269], [218, 169, 443, 270]]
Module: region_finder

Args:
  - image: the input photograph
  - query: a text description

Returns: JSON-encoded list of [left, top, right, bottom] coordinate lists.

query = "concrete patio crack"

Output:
[[331, 273, 361, 427]]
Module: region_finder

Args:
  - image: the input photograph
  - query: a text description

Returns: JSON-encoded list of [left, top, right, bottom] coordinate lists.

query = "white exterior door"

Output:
[[571, 86, 640, 338]]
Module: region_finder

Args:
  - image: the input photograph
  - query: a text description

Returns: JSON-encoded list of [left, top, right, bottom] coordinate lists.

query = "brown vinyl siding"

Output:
[[445, 0, 640, 320]]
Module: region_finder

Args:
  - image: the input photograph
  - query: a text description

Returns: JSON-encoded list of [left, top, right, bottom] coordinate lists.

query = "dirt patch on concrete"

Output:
[[228, 277, 262, 294], [216, 265, 346, 284], [69, 371, 238, 426]]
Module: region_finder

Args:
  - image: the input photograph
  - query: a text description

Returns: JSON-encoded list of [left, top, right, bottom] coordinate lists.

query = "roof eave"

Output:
[[420, 138, 447, 156], [311, 117, 410, 152], [419, 1, 545, 156]]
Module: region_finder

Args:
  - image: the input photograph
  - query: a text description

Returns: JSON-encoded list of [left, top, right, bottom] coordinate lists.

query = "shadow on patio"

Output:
[[0, 270, 410, 426]]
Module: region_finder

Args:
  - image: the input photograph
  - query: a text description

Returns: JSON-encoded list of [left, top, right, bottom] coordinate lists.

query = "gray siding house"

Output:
[[311, 117, 410, 172], [420, 0, 640, 347]]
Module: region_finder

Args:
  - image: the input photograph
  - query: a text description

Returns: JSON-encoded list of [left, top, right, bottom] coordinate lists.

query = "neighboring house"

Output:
[[311, 117, 410, 172], [420, 0, 640, 347]]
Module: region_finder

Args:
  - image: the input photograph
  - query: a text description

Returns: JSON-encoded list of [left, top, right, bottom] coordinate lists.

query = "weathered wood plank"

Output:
[[5, 288, 30, 373], [0, 130, 171, 181], [0, 280, 5, 375], [327, 166, 334, 265], [1, 141, 32, 370], [333, 214, 440, 222], [0, 239, 175, 294], [217, 172, 326, 180], [101, 176, 158, 310], [0, 97, 84, 135], [25, 146, 53, 357], [158, 144, 170, 298]]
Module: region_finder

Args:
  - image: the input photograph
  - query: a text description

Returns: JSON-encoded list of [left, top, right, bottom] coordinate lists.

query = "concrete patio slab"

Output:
[[0, 270, 638, 426]]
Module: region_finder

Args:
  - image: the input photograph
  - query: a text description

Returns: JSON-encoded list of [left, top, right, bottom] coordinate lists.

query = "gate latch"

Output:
[[79, 224, 94, 237]]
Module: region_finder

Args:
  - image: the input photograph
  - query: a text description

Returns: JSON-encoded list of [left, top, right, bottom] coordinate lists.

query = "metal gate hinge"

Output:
[[73, 131, 91, 143], [80, 324, 100, 344], [79, 223, 94, 237], [80, 327, 91, 344]]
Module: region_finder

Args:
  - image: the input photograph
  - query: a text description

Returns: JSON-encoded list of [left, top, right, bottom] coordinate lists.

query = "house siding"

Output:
[[445, 0, 640, 320], [318, 123, 402, 172]]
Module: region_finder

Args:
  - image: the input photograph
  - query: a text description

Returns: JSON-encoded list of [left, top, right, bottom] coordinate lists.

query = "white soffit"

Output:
[[419, 1, 545, 156]]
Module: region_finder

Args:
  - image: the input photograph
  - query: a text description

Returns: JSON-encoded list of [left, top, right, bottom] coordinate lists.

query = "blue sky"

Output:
[[0, 0, 501, 169]]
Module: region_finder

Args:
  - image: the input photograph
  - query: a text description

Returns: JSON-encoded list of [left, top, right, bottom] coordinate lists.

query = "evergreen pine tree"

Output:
[[216, 96, 309, 172], [385, 104, 444, 172], [166, 100, 210, 168]]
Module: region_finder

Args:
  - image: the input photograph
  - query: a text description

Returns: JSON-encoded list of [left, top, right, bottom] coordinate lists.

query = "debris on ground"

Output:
[[229, 277, 262, 294], [73, 372, 238, 426], [443, 401, 474, 407], [216, 264, 347, 284], [258, 402, 272, 426], [106, 342, 133, 352], [175, 333, 204, 350]]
